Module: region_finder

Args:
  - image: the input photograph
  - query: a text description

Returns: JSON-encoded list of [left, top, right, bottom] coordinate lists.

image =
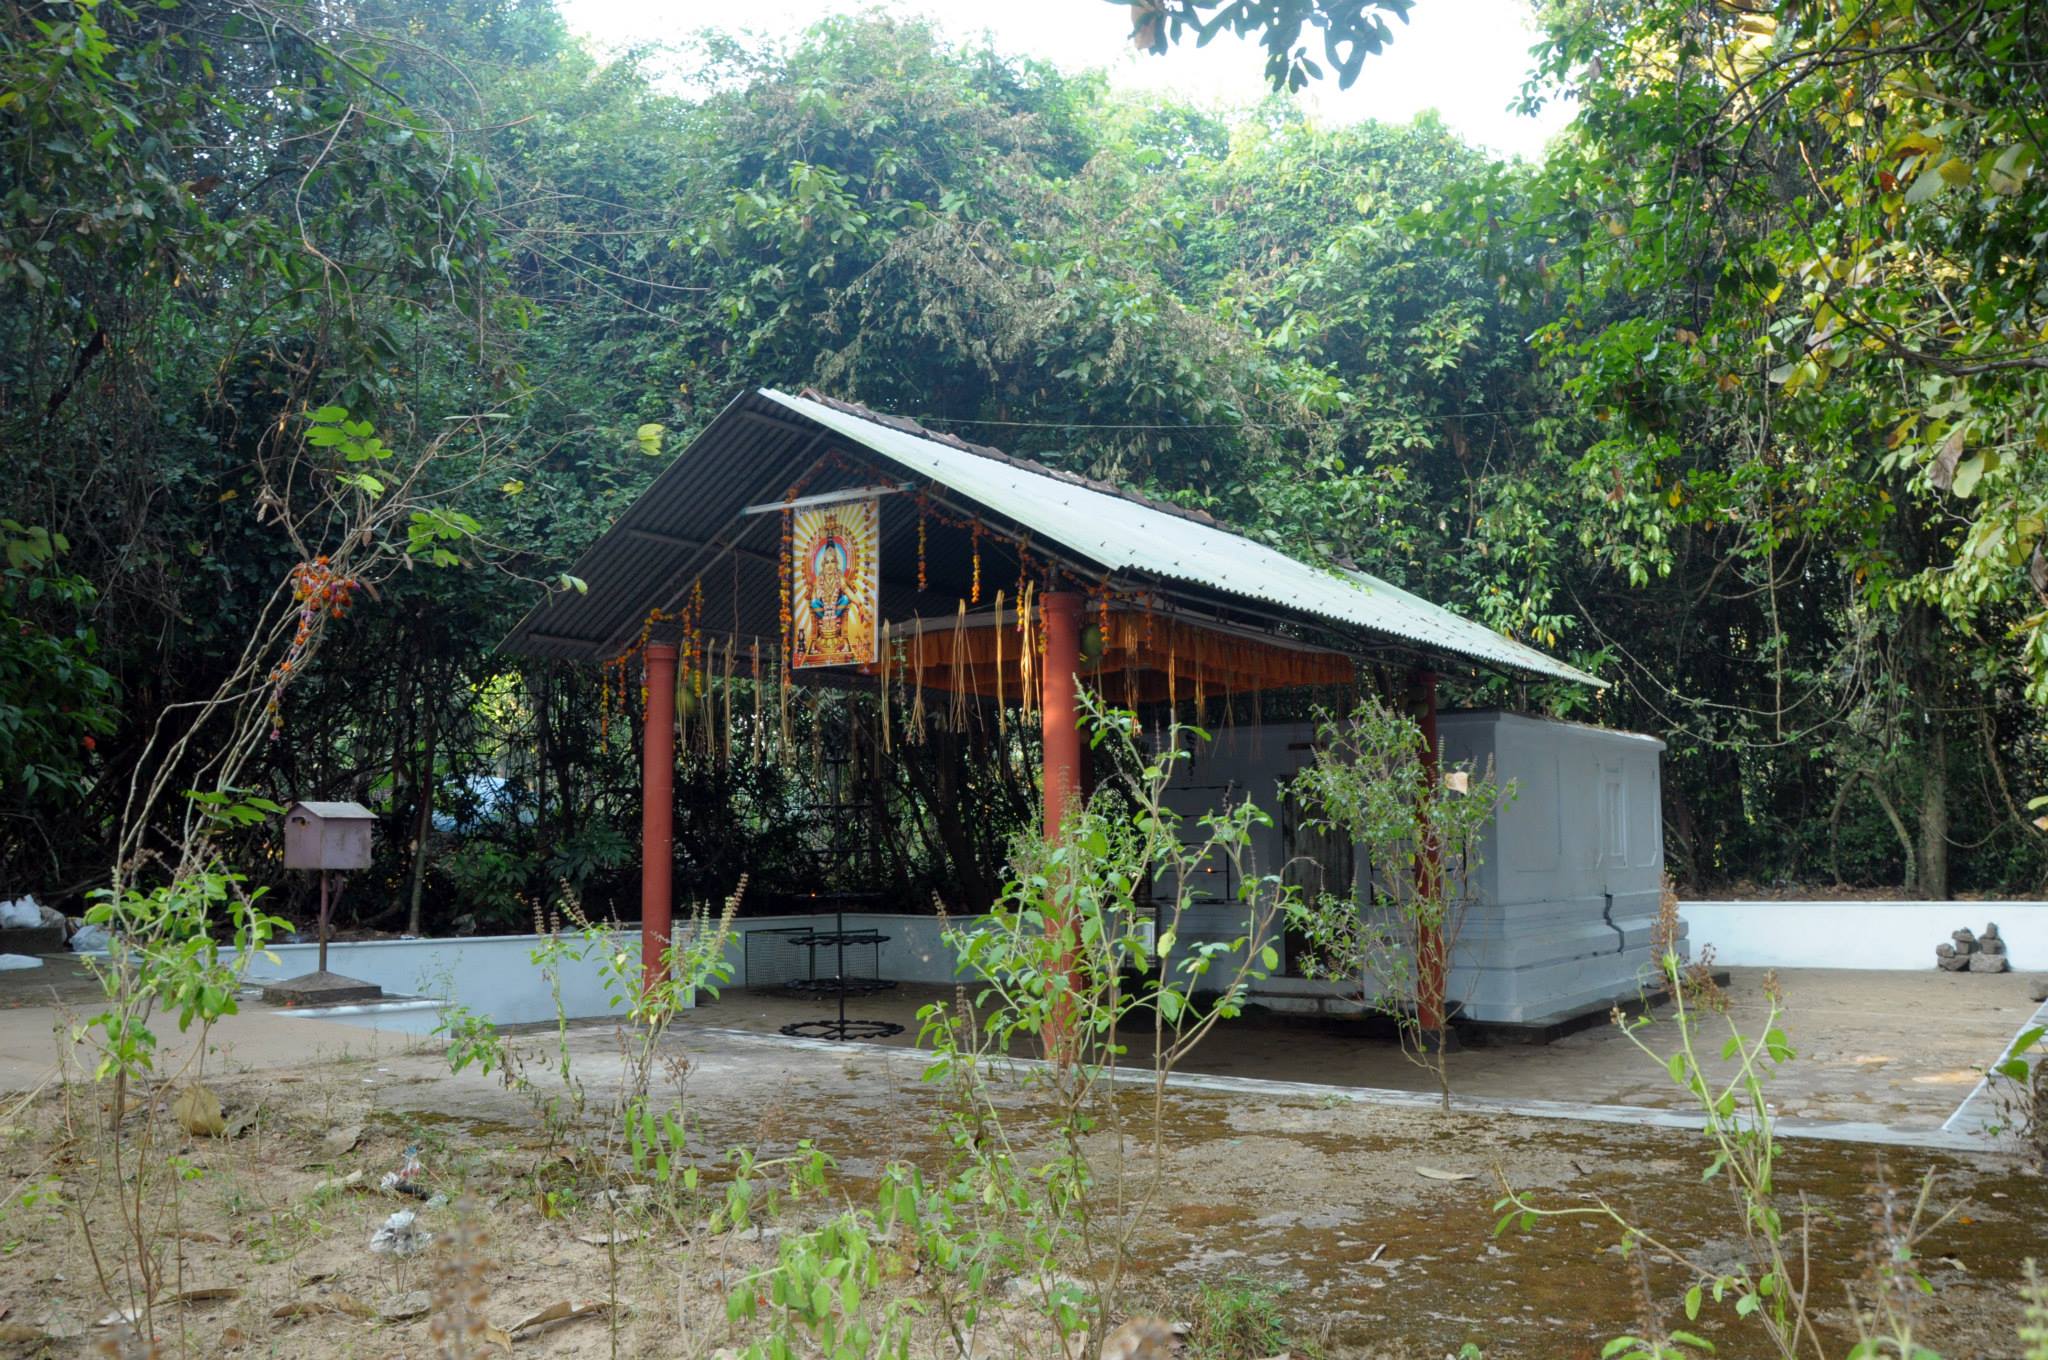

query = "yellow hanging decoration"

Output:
[[909, 614, 927, 743], [1017, 584, 1036, 725], [1167, 633, 1178, 718], [722, 635, 735, 765], [992, 589, 1006, 737], [778, 644, 792, 752], [950, 600, 969, 732], [752, 638, 764, 765], [690, 580, 706, 696], [684, 655, 700, 753], [879, 619, 893, 755]]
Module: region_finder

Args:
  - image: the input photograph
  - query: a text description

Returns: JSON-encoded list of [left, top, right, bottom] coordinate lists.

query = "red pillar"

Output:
[[1040, 593, 1084, 1062], [1040, 593, 1084, 839], [640, 642, 678, 996], [1412, 668, 1447, 1034]]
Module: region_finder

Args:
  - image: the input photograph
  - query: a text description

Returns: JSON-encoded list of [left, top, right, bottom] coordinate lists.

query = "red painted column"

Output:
[[1412, 668, 1447, 1034], [1040, 592, 1084, 1063], [1040, 593, 1084, 839], [640, 642, 678, 997]]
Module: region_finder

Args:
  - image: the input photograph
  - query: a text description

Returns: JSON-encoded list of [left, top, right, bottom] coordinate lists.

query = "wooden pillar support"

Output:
[[641, 642, 678, 997], [1040, 592, 1084, 1063], [1040, 592, 1085, 839]]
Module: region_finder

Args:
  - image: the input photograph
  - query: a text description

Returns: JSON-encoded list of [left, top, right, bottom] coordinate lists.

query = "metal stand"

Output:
[[778, 910, 903, 1042], [261, 870, 384, 1007], [317, 869, 345, 973]]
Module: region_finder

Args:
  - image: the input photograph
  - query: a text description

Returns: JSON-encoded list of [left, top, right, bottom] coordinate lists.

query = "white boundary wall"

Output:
[[241, 902, 2048, 1033], [242, 932, 637, 1025], [239, 913, 993, 1026], [1680, 901, 2048, 972]]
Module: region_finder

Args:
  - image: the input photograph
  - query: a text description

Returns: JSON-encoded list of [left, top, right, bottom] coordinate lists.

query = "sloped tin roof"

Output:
[[756, 389, 1601, 687], [499, 387, 1599, 688]]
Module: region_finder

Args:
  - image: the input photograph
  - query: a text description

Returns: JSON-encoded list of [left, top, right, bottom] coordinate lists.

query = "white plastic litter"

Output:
[[0, 954, 43, 971], [0, 897, 41, 929], [369, 1209, 432, 1258], [68, 923, 112, 953]]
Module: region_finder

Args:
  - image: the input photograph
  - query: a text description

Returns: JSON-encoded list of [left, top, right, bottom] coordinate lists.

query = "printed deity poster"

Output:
[[790, 499, 878, 668]]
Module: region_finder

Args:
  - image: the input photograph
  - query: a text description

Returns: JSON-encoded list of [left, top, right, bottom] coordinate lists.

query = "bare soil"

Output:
[[0, 1015, 2040, 1360]]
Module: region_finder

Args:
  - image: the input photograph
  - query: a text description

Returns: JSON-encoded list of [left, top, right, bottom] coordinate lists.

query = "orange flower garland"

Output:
[[267, 556, 357, 737]]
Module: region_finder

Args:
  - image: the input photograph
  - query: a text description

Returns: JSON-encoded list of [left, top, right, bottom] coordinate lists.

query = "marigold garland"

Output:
[[266, 556, 358, 737]]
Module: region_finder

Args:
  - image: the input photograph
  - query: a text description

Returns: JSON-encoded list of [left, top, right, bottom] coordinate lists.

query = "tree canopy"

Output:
[[2, 0, 2041, 924]]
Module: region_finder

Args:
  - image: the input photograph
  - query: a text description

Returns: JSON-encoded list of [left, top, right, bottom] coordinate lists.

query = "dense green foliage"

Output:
[[2, 0, 2041, 926]]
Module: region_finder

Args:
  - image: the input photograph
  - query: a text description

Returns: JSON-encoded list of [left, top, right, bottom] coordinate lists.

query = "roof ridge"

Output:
[[793, 388, 1222, 529]]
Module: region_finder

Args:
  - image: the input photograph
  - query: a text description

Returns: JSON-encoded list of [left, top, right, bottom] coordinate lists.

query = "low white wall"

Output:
[[241, 902, 2048, 1035], [1681, 900, 2048, 972], [241, 916, 989, 1027], [242, 932, 640, 1025]]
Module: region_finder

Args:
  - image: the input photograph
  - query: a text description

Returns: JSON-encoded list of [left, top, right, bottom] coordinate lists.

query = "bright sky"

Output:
[[555, 0, 1574, 162]]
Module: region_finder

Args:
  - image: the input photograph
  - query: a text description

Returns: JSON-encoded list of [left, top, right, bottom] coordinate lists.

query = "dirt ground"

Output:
[[0, 1006, 2042, 1360]]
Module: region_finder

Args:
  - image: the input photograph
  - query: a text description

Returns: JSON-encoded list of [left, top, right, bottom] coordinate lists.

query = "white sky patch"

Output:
[[554, 0, 1575, 162]]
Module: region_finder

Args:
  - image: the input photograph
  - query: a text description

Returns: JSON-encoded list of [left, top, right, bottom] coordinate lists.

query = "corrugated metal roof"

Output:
[[755, 389, 1601, 688], [500, 386, 1599, 688]]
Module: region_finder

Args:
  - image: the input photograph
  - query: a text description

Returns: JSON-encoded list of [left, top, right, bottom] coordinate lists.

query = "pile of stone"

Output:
[[1936, 922, 2010, 973]]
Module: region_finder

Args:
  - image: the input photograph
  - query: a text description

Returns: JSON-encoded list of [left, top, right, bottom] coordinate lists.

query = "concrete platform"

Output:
[[676, 965, 2040, 1133], [0, 955, 418, 1091], [260, 969, 384, 1006], [2, 954, 2034, 1140]]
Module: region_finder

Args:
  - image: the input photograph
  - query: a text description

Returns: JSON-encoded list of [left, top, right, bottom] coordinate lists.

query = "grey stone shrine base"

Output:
[[261, 969, 384, 1006], [0, 927, 65, 956]]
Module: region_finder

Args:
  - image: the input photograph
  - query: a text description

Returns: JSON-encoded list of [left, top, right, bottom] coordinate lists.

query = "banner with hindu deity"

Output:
[[790, 499, 879, 669]]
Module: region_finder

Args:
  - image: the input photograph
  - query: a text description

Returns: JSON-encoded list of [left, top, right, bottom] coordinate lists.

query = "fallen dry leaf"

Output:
[[1415, 1166, 1479, 1182], [504, 1298, 609, 1339], [272, 1293, 374, 1322], [172, 1084, 225, 1138], [175, 1286, 241, 1304], [484, 1324, 514, 1352], [98, 1285, 240, 1323]]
